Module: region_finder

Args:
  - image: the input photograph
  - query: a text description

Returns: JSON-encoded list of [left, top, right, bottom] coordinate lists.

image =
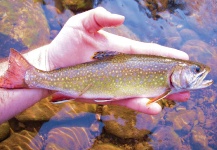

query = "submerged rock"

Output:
[[165, 36, 182, 49], [102, 105, 160, 139], [166, 110, 197, 133], [62, 0, 93, 12], [31, 114, 104, 150], [16, 97, 97, 122], [0, 0, 50, 57], [181, 39, 213, 63], [184, 0, 217, 37], [179, 28, 199, 42], [0, 122, 10, 142], [190, 126, 210, 150], [196, 107, 205, 124], [150, 126, 182, 149], [91, 143, 123, 150], [135, 142, 152, 150], [0, 130, 42, 149], [44, 126, 97, 149], [103, 25, 140, 41], [42, 4, 74, 39]]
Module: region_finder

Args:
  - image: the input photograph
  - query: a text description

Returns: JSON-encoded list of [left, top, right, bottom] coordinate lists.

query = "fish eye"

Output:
[[191, 65, 201, 73], [195, 66, 201, 73]]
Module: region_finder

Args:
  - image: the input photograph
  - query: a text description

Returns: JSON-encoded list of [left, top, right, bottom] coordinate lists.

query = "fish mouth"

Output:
[[192, 69, 213, 89]]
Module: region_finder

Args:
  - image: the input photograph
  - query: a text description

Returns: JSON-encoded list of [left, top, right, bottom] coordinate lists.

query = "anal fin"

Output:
[[50, 92, 74, 103], [94, 99, 112, 103], [51, 84, 93, 103]]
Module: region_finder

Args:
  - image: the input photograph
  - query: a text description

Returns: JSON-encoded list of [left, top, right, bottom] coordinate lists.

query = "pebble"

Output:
[[190, 126, 210, 150], [62, 0, 93, 12], [150, 126, 182, 149], [0, 0, 50, 56], [180, 28, 199, 42], [102, 105, 160, 139], [16, 97, 96, 122], [196, 107, 205, 124], [166, 110, 196, 132], [0, 130, 41, 149], [0, 122, 10, 142], [91, 143, 123, 150]]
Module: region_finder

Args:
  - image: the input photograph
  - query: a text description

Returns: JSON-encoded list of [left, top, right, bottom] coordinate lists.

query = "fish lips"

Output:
[[191, 69, 213, 89]]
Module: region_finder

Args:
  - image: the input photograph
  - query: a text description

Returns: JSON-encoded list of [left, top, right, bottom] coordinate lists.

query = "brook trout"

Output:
[[0, 49, 213, 104]]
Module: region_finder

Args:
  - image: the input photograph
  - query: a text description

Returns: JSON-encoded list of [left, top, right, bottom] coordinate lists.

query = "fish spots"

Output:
[[23, 54, 181, 99]]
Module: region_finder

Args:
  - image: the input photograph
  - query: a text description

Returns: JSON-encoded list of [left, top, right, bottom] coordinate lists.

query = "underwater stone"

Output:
[[62, 0, 93, 12], [44, 126, 96, 149], [15, 97, 96, 122], [180, 28, 199, 42], [150, 126, 182, 149], [103, 25, 140, 41], [165, 36, 182, 49], [102, 105, 160, 139], [181, 39, 213, 63], [0, 122, 10, 142], [190, 126, 210, 150], [0, 130, 41, 149], [166, 110, 197, 132], [196, 107, 205, 124], [91, 143, 123, 150], [0, 0, 50, 52]]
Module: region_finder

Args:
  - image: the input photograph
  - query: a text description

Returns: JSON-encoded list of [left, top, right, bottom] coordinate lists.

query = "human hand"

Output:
[[46, 7, 190, 114], [0, 7, 189, 124]]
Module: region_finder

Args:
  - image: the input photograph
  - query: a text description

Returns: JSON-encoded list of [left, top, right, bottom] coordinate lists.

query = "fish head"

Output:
[[171, 62, 213, 91]]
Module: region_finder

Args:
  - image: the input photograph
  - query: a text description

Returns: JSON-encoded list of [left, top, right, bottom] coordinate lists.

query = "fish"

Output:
[[0, 48, 213, 104]]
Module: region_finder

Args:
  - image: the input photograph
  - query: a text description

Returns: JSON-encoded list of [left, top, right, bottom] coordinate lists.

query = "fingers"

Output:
[[0, 89, 48, 124], [109, 98, 162, 115], [99, 31, 189, 60], [66, 7, 125, 32], [107, 92, 189, 114], [61, 6, 189, 63], [131, 42, 189, 60], [76, 97, 161, 115], [167, 91, 190, 102], [82, 7, 125, 32]]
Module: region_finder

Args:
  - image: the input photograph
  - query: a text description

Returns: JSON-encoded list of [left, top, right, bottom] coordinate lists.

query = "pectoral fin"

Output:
[[146, 90, 171, 105], [79, 83, 92, 96], [51, 84, 93, 103]]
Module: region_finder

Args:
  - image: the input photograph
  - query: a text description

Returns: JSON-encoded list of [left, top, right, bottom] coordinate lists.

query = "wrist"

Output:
[[23, 44, 51, 71]]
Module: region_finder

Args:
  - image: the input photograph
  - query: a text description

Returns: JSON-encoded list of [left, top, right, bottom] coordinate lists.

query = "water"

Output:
[[0, 0, 217, 149]]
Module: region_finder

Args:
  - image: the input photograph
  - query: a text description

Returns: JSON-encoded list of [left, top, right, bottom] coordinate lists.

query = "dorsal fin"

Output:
[[92, 51, 121, 60]]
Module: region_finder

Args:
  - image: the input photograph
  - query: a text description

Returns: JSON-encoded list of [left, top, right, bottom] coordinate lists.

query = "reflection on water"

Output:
[[0, 0, 217, 149]]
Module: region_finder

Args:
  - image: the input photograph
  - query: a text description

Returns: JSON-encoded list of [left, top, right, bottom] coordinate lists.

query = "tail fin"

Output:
[[0, 48, 33, 88]]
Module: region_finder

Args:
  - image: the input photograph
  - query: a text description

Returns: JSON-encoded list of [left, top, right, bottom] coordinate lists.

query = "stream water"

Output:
[[0, 0, 216, 149]]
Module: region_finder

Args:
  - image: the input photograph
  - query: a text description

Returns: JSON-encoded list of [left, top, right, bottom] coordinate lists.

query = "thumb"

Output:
[[82, 7, 125, 32]]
